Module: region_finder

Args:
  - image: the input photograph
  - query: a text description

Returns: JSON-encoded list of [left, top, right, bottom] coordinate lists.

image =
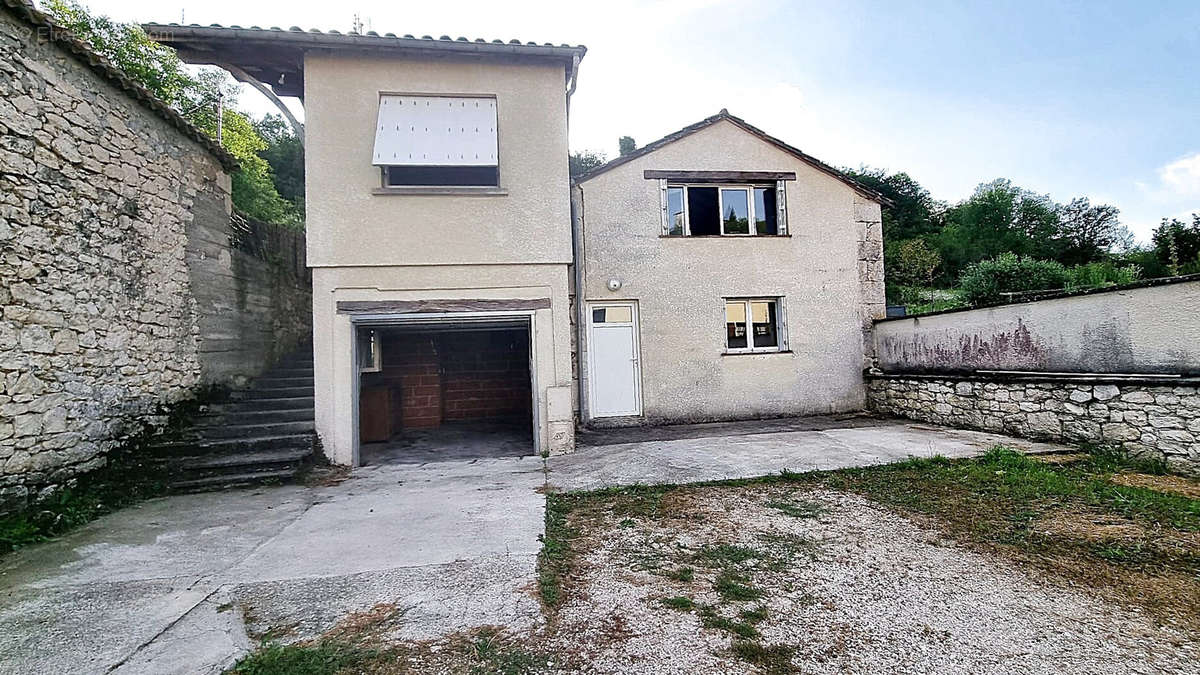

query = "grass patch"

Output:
[[537, 493, 574, 610], [661, 595, 695, 611], [729, 640, 797, 673], [765, 499, 827, 519], [698, 605, 759, 639], [696, 544, 762, 566], [714, 569, 762, 601], [229, 642, 373, 675], [739, 605, 768, 624], [665, 566, 694, 582]]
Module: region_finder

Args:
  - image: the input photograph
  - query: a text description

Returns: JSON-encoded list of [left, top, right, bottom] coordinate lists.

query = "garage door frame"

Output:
[[347, 309, 541, 463]]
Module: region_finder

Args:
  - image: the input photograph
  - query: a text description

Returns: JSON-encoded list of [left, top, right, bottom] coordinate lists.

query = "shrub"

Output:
[[957, 253, 1069, 307], [1065, 261, 1140, 290]]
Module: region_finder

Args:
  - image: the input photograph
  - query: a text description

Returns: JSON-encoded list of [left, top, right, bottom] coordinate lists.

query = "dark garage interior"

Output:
[[357, 324, 534, 464]]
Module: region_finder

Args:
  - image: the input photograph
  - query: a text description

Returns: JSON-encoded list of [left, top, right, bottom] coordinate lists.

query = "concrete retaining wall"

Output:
[[0, 7, 310, 511], [874, 278, 1200, 376]]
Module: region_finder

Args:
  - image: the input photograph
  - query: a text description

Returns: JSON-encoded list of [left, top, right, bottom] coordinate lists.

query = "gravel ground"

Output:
[[547, 486, 1199, 674]]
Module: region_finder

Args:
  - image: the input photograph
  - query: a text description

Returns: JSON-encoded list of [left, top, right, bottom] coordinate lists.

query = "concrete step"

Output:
[[233, 385, 314, 400], [152, 433, 314, 457], [177, 447, 311, 471], [197, 420, 315, 439], [217, 396, 314, 412], [268, 367, 314, 378], [171, 468, 298, 492], [206, 408, 314, 425], [252, 376, 314, 388]]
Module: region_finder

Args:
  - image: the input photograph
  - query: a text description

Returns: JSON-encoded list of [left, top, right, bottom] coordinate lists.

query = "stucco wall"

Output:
[[303, 53, 572, 267], [0, 9, 312, 511], [312, 264, 574, 465], [875, 278, 1200, 376], [575, 120, 885, 424]]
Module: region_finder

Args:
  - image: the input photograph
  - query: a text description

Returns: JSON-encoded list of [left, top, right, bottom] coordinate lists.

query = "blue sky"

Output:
[[80, 0, 1200, 241]]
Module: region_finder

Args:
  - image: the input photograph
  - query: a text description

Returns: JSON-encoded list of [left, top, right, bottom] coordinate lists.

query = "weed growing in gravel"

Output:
[[714, 569, 762, 601], [665, 566, 694, 582], [661, 596, 695, 611], [729, 640, 797, 674], [230, 642, 375, 675], [537, 494, 575, 609], [765, 499, 828, 519], [696, 544, 763, 566], [698, 605, 759, 639]]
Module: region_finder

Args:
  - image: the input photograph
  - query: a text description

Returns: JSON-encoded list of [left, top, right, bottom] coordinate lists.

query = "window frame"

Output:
[[723, 297, 788, 354], [660, 181, 788, 237], [358, 328, 383, 373]]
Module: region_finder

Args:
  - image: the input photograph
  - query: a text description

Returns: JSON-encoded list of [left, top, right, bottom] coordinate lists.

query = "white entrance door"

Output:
[[587, 303, 642, 417]]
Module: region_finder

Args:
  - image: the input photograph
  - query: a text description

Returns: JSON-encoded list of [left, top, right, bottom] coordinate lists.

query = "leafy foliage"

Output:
[[254, 114, 306, 216], [43, 1, 300, 226], [569, 149, 607, 178], [885, 238, 941, 286], [957, 253, 1069, 306], [618, 135, 637, 156], [1151, 213, 1200, 275]]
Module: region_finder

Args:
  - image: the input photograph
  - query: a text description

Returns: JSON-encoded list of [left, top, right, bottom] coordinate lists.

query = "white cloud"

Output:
[[1157, 152, 1200, 198]]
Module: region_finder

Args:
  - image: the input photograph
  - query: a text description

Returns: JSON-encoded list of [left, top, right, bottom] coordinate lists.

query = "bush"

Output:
[[957, 253, 1069, 307], [1065, 261, 1140, 290]]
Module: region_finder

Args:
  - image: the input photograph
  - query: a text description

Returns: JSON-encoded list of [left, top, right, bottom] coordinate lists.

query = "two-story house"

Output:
[[148, 26, 886, 466], [148, 25, 586, 465], [573, 111, 887, 426]]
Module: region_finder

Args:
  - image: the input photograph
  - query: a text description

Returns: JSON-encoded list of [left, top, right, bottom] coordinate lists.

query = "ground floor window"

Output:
[[724, 298, 785, 352]]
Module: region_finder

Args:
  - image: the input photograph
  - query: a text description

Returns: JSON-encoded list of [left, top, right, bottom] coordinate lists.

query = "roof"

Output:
[[141, 23, 587, 99], [1, 0, 237, 170], [574, 110, 890, 205]]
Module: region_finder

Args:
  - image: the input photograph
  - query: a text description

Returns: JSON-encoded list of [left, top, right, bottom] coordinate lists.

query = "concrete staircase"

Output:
[[153, 347, 316, 491]]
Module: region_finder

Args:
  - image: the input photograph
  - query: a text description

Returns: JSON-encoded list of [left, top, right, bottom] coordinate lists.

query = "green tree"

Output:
[[253, 114, 305, 216], [618, 136, 636, 156], [1151, 213, 1200, 275], [43, 0, 299, 226], [569, 149, 607, 179], [842, 167, 943, 242], [887, 238, 942, 286], [1053, 197, 1129, 266], [937, 179, 1060, 280]]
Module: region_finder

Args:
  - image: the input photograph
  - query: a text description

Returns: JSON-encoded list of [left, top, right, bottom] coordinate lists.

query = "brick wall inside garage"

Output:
[[440, 331, 531, 422], [362, 329, 530, 433]]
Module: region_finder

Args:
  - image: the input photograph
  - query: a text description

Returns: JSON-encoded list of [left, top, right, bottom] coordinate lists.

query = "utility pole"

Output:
[[216, 89, 224, 144]]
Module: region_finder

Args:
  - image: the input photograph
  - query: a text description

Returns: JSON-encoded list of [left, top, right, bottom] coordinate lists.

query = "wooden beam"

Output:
[[336, 298, 551, 314], [643, 170, 797, 182]]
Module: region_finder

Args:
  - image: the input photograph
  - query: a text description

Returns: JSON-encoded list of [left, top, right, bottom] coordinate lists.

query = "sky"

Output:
[[75, 0, 1200, 242]]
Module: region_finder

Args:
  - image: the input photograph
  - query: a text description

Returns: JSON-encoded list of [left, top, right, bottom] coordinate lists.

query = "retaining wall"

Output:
[[0, 5, 310, 511]]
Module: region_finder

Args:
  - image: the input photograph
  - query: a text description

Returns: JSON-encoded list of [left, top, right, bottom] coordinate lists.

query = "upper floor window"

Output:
[[661, 182, 787, 236], [372, 95, 499, 188]]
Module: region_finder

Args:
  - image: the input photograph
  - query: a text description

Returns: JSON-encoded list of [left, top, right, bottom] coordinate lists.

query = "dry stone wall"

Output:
[[869, 376, 1200, 473], [0, 7, 310, 511]]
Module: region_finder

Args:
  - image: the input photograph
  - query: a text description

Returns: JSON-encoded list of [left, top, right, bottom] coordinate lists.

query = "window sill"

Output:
[[721, 349, 793, 357], [372, 186, 508, 197], [659, 234, 791, 239]]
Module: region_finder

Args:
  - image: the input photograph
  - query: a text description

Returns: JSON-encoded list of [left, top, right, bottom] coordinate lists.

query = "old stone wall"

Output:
[[868, 376, 1200, 473], [0, 7, 310, 511]]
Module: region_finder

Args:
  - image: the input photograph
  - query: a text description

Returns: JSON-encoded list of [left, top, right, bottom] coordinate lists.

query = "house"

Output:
[[146, 25, 885, 465], [573, 111, 888, 426]]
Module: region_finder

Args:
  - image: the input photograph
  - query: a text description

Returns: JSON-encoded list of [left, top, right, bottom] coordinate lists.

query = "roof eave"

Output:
[[141, 24, 587, 64], [574, 111, 892, 207]]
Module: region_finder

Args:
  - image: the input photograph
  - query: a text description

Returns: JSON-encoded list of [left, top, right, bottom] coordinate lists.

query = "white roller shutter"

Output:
[[372, 96, 498, 166]]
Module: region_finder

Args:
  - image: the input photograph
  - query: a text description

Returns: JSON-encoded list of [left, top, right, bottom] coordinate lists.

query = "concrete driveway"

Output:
[[0, 416, 1065, 674], [0, 455, 545, 674]]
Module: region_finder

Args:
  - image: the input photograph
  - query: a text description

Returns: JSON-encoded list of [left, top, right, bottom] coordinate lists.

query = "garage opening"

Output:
[[356, 322, 534, 464]]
